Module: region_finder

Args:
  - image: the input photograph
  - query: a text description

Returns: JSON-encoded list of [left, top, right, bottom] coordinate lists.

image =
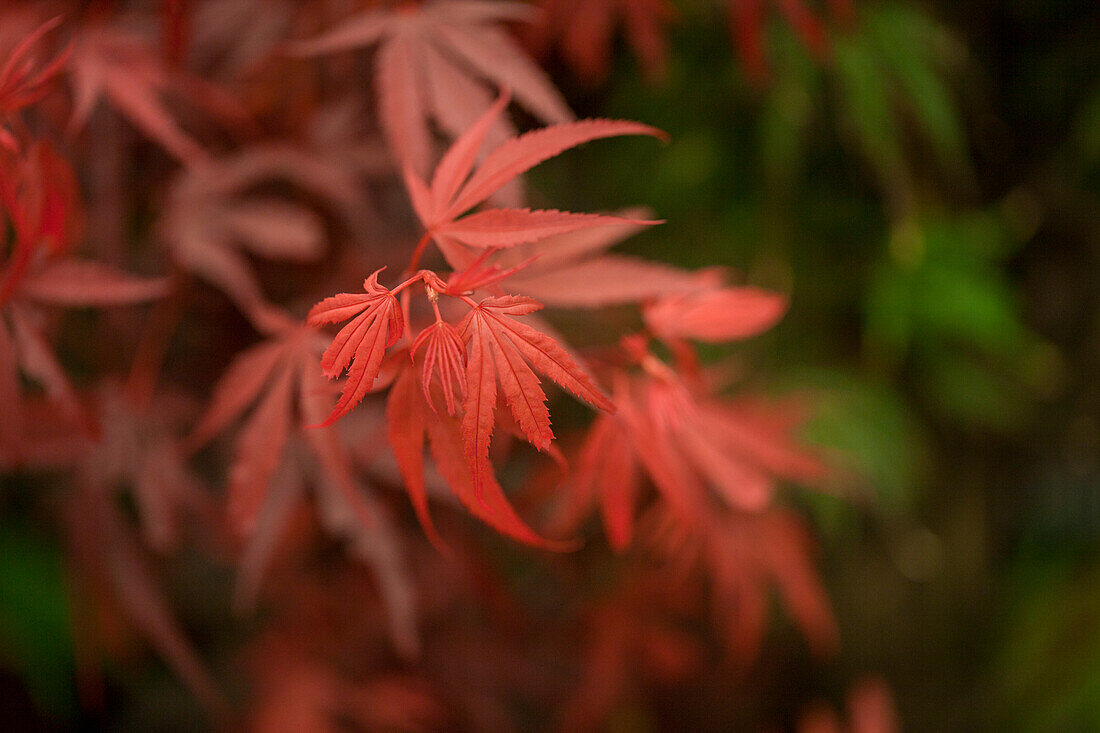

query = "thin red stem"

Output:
[[390, 271, 427, 295], [405, 230, 433, 274]]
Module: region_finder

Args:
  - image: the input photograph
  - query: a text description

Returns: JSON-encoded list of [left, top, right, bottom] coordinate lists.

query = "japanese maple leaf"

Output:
[[1, 146, 168, 441], [67, 25, 248, 165], [388, 360, 572, 548], [78, 384, 211, 553], [554, 354, 824, 552], [527, 0, 675, 84], [403, 90, 665, 269], [292, 0, 572, 178], [306, 269, 404, 427], [729, 0, 854, 84], [188, 319, 419, 655], [0, 149, 167, 430], [187, 319, 355, 534], [646, 506, 838, 662], [458, 295, 614, 497], [709, 509, 837, 660], [0, 259, 167, 449], [308, 95, 663, 426], [495, 207, 703, 308], [552, 402, 640, 551], [0, 141, 82, 295], [163, 145, 360, 323]]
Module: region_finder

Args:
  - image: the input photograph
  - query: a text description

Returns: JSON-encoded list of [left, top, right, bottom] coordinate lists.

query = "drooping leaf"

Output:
[[229, 364, 295, 535], [410, 320, 466, 415], [425, 391, 572, 549], [386, 365, 444, 547], [458, 295, 613, 496], [388, 359, 567, 549], [644, 286, 788, 343]]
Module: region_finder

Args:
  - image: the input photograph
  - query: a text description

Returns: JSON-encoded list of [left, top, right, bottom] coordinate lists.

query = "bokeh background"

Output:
[[1, 0, 1098, 730], [533, 0, 1098, 728]]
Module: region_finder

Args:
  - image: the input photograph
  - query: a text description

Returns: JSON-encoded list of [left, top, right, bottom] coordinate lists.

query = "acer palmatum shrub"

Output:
[[0, 2, 899, 731]]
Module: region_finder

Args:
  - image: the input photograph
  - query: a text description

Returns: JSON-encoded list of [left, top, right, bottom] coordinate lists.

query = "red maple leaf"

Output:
[[0, 256, 167, 438], [78, 384, 211, 553], [551, 291, 823, 552], [163, 144, 359, 324], [402, 89, 665, 270], [0, 143, 167, 445], [67, 24, 249, 165], [306, 269, 405, 427], [292, 0, 572, 178], [387, 360, 572, 549], [458, 295, 613, 497], [309, 92, 662, 427], [188, 319, 419, 654], [645, 505, 838, 662]]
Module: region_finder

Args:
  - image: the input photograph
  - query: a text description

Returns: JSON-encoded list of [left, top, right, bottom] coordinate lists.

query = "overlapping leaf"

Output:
[[293, 0, 570, 179], [644, 286, 788, 343], [497, 207, 703, 307], [403, 90, 666, 266], [189, 321, 418, 655], [458, 295, 613, 496], [1, 243, 167, 437], [68, 26, 248, 165], [387, 362, 571, 549], [306, 269, 404, 427], [164, 145, 360, 324]]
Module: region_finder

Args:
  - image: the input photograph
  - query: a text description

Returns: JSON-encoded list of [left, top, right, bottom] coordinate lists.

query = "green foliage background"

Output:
[[534, 0, 1099, 728]]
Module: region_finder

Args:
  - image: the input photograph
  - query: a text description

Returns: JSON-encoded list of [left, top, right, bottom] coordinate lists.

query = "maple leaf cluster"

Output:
[[0, 2, 891, 730]]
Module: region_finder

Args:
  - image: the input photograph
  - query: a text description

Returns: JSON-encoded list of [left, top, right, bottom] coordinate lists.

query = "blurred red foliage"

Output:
[[0, 1, 893, 729]]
